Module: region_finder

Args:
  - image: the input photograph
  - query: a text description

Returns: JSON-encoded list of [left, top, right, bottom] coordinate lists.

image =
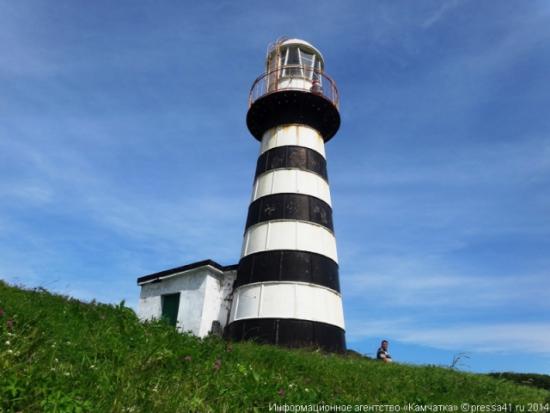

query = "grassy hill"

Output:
[[488, 373, 550, 393], [1, 280, 548, 412]]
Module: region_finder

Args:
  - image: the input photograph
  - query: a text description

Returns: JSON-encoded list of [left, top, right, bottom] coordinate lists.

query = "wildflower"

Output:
[[182, 355, 192, 362], [305, 388, 310, 393], [5, 340, 10, 346], [7, 349, 13, 354], [213, 358, 222, 372], [90, 364, 96, 369], [278, 388, 285, 397]]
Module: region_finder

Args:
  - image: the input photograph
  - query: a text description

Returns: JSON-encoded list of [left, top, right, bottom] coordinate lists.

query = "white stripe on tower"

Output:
[[229, 282, 345, 329], [260, 124, 326, 157], [241, 220, 338, 263], [252, 169, 332, 206]]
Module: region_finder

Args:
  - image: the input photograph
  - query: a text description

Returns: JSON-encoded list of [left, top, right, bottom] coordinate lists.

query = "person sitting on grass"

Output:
[[376, 339, 392, 363]]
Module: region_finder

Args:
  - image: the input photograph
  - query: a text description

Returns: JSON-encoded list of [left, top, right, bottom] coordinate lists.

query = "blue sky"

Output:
[[1, 1, 549, 374]]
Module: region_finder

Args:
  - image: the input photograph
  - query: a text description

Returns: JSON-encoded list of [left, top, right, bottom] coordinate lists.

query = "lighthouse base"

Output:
[[226, 318, 346, 353]]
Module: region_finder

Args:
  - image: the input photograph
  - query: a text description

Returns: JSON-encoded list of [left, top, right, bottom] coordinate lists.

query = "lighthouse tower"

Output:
[[226, 38, 345, 352]]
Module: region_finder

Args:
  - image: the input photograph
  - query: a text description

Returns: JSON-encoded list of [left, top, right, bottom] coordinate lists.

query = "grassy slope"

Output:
[[488, 373, 550, 392], [0, 280, 548, 412]]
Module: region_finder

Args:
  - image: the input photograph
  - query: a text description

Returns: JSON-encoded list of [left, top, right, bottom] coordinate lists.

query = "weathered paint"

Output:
[[255, 146, 328, 182], [137, 265, 236, 337], [245, 193, 334, 232], [260, 125, 325, 157]]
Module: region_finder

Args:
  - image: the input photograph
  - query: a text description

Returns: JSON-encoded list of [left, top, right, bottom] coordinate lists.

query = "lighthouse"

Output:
[[226, 38, 346, 352], [135, 38, 345, 352]]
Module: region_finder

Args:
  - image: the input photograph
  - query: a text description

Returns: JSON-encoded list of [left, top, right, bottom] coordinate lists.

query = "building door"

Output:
[[161, 293, 180, 327]]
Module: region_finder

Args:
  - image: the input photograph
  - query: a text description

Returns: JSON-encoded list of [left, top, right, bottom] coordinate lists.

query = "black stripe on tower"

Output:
[[235, 250, 340, 292], [226, 318, 346, 353], [245, 193, 333, 232], [246, 90, 341, 142], [255, 146, 328, 182]]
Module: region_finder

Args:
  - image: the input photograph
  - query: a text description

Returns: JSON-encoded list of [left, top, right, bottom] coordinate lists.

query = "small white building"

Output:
[[136, 260, 237, 337]]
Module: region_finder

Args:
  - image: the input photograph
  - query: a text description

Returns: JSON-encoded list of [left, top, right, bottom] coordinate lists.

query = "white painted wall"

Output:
[[137, 266, 236, 337], [216, 270, 237, 327], [198, 270, 236, 336]]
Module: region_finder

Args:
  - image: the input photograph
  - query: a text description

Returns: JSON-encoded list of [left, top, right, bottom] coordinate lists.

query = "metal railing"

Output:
[[249, 65, 339, 109]]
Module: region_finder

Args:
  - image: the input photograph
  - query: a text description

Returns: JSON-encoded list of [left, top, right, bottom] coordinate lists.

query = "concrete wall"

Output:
[[137, 266, 236, 337]]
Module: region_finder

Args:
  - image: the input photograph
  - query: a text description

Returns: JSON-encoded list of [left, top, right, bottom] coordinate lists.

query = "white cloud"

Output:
[[0, 121, 246, 256], [347, 318, 550, 356], [334, 136, 550, 190], [0, 120, 244, 303], [0, 182, 53, 205], [342, 262, 550, 310], [422, 0, 462, 29]]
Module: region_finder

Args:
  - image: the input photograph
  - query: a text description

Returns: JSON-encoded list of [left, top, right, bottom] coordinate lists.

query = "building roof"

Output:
[[137, 259, 238, 285]]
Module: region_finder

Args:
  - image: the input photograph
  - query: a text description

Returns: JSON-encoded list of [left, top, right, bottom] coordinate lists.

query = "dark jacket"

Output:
[[376, 347, 391, 360]]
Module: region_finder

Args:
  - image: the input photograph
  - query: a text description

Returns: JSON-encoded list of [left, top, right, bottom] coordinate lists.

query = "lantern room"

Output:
[[267, 38, 324, 73], [247, 37, 340, 143], [266, 38, 324, 92]]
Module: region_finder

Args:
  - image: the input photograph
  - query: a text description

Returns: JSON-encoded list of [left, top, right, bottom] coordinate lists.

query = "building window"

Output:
[[161, 293, 180, 326]]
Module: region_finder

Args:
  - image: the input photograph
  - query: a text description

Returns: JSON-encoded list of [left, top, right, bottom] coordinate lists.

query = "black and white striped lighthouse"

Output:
[[227, 38, 345, 352]]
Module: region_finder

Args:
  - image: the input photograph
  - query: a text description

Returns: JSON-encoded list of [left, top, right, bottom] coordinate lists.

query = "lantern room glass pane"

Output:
[[300, 50, 314, 67], [300, 49, 315, 79], [313, 57, 322, 82], [285, 47, 301, 76], [278, 45, 323, 80], [280, 47, 302, 77], [287, 47, 300, 65]]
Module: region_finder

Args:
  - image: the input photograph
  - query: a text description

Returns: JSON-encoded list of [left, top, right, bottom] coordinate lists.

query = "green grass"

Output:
[[1, 280, 549, 412], [488, 373, 550, 392]]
